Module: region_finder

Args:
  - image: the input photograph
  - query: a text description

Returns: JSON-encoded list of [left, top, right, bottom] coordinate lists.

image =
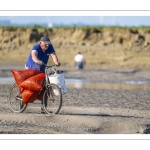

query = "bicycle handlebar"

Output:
[[43, 63, 56, 68], [43, 63, 58, 74]]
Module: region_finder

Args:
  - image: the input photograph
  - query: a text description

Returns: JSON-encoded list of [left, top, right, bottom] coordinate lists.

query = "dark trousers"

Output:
[[76, 62, 83, 69]]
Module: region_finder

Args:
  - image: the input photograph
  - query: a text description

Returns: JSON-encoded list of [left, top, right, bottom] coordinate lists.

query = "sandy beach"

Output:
[[0, 64, 150, 134]]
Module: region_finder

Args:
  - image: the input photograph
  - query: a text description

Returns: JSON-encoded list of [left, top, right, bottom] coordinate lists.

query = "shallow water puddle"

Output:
[[135, 70, 150, 78], [0, 77, 150, 90], [136, 71, 150, 75], [0, 77, 14, 84], [66, 82, 150, 90], [66, 79, 150, 90]]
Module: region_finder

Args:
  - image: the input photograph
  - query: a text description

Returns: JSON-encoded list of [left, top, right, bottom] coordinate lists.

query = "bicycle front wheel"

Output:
[[7, 83, 27, 113], [42, 83, 62, 114]]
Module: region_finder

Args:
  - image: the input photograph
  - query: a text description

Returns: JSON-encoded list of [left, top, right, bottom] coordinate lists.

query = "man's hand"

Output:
[[55, 62, 61, 67], [37, 60, 43, 65]]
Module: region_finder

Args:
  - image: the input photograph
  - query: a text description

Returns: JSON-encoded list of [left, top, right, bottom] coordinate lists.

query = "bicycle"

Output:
[[7, 64, 63, 114]]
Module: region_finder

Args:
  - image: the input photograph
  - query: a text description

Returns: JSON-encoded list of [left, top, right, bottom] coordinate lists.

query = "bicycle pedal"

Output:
[[15, 96, 22, 101], [49, 99, 55, 102]]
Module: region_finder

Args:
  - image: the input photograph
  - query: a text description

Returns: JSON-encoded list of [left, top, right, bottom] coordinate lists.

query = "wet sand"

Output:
[[0, 65, 150, 134]]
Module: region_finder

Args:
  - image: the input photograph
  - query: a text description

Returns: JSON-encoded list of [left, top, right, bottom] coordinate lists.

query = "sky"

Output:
[[0, 16, 150, 27], [0, 0, 150, 27]]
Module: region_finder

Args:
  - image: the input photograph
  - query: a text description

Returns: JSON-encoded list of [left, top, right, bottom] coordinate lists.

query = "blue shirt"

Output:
[[25, 44, 55, 72]]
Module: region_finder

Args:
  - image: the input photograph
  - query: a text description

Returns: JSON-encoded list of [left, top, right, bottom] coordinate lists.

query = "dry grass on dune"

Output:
[[1, 44, 150, 69], [1, 26, 150, 69]]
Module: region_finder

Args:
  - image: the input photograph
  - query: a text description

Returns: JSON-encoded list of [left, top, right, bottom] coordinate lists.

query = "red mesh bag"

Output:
[[11, 69, 46, 104], [11, 69, 44, 93], [37, 87, 48, 100], [19, 87, 24, 94], [22, 89, 40, 104], [11, 69, 43, 86], [19, 73, 45, 92]]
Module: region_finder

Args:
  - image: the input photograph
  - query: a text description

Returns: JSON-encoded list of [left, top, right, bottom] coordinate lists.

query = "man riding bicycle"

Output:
[[25, 36, 61, 72], [25, 36, 61, 113]]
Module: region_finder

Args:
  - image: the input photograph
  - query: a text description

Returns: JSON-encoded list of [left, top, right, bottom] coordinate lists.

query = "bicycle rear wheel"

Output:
[[7, 83, 27, 113], [42, 83, 62, 114]]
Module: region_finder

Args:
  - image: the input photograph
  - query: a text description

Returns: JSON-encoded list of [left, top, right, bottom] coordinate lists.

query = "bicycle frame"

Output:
[[44, 64, 56, 83], [37, 64, 56, 95]]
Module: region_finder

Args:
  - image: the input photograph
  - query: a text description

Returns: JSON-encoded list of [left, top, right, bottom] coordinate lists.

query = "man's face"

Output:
[[40, 42, 50, 51]]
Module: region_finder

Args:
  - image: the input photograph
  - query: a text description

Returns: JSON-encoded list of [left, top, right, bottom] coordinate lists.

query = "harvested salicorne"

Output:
[[19, 73, 45, 92]]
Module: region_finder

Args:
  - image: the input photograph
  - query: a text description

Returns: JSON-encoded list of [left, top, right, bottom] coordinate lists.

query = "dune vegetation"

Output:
[[0, 26, 150, 69]]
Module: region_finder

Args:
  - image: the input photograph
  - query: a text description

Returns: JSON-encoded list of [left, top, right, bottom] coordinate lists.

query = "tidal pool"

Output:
[[66, 79, 150, 90], [0, 76, 150, 90]]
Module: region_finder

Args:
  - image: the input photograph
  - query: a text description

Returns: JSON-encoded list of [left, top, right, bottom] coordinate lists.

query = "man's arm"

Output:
[[31, 50, 43, 65], [50, 52, 61, 66]]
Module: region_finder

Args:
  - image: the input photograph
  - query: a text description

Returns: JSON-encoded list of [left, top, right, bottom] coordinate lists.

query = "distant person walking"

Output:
[[74, 52, 86, 69]]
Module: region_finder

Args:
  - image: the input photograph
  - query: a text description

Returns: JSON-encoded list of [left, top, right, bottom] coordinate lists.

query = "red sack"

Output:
[[21, 84, 48, 104], [11, 69, 46, 104], [19, 73, 45, 92], [11, 69, 43, 86], [22, 89, 40, 104], [37, 87, 48, 100]]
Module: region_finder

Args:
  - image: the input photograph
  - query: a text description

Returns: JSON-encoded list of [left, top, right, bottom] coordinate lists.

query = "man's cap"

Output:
[[40, 36, 51, 44]]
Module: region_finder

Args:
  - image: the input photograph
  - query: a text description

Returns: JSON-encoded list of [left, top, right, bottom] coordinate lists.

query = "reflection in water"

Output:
[[65, 79, 84, 89], [0, 77, 150, 91], [135, 71, 150, 81], [0, 77, 14, 84], [124, 81, 148, 84], [66, 83, 150, 90], [65, 79, 150, 90]]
